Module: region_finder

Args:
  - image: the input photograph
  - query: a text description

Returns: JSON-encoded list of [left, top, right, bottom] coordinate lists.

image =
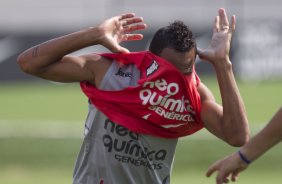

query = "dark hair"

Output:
[[149, 21, 196, 56]]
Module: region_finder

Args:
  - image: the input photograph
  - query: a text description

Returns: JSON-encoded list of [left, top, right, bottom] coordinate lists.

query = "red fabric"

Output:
[[80, 51, 203, 138]]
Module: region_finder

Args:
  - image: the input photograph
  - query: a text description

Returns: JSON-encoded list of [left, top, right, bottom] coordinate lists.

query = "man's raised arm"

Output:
[[17, 13, 146, 82], [197, 8, 249, 146]]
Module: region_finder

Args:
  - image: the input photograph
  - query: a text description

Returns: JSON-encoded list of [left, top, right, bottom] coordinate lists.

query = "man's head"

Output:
[[149, 21, 196, 74]]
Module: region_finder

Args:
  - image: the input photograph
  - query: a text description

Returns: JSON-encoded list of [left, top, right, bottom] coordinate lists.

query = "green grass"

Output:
[[0, 137, 281, 184], [200, 76, 282, 123], [0, 138, 81, 184], [0, 78, 281, 184], [0, 82, 87, 121], [0, 169, 71, 184]]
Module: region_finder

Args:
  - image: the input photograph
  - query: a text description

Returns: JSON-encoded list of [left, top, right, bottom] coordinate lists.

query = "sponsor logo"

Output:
[[103, 119, 167, 170], [146, 60, 159, 76], [139, 78, 195, 124], [115, 68, 132, 77]]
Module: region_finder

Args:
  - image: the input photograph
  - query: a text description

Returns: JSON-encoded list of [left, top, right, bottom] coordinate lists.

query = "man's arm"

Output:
[[197, 8, 249, 146], [17, 13, 146, 84], [206, 107, 282, 184]]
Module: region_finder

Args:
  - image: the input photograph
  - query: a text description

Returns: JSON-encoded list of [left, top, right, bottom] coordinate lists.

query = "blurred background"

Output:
[[0, 0, 281, 183]]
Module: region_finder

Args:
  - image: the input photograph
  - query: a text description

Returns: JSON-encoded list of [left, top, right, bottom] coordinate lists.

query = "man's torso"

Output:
[[73, 60, 178, 184]]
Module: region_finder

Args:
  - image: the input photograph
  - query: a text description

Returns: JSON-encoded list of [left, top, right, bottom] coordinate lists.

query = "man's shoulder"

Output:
[[78, 53, 114, 86], [79, 53, 114, 72], [80, 53, 113, 63]]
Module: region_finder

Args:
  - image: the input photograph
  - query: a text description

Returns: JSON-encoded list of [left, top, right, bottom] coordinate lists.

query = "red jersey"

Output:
[[80, 51, 203, 138]]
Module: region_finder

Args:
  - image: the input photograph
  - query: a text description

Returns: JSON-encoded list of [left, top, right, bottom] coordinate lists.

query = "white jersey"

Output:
[[73, 61, 178, 184]]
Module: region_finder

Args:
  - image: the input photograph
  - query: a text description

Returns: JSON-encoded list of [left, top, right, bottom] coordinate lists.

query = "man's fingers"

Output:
[[206, 163, 218, 177], [222, 177, 229, 184], [118, 13, 135, 20], [123, 24, 147, 32], [122, 34, 144, 41], [213, 16, 220, 33], [231, 172, 239, 182], [230, 15, 236, 33], [121, 17, 145, 26], [217, 171, 229, 184], [219, 8, 229, 29]]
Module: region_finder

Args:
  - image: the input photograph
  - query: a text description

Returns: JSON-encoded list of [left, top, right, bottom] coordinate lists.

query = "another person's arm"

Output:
[[17, 13, 146, 84], [206, 107, 282, 184], [197, 8, 249, 146]]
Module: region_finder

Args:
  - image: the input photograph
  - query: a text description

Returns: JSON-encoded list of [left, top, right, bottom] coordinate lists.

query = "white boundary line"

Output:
[[0, 120, 266, 139], [0, 120, 84, 139]]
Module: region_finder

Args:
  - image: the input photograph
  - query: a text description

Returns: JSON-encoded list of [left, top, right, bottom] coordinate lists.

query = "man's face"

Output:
[[159, 48, 196, 75]]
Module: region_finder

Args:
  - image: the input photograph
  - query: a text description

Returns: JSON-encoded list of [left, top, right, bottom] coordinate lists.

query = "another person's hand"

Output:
[[197, 8, 235, 67], [206, 152, 248, 184], [96, 13, 147, 53]]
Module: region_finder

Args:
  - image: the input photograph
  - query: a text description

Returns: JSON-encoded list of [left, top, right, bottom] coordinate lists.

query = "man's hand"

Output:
[[206, 152, 248, 184], [96, 13, 147, 53], [197, 8, 235, 66]]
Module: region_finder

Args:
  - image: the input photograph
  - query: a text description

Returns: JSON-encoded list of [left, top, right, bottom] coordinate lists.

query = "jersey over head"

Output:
[[80, 51, 203, 138]]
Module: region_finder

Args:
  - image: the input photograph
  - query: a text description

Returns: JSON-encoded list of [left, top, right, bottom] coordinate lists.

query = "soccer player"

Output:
[[206, 107, 282, 184], [17, 8, 249, 184]]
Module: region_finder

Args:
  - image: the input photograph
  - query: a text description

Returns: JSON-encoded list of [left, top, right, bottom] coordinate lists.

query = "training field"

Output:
[[0, 77, 281, 184]]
